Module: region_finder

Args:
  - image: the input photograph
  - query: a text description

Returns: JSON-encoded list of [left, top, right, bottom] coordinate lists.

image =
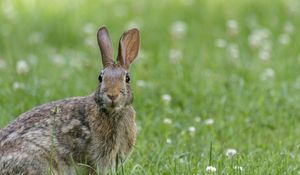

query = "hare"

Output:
[[0, 26, 140, 175]]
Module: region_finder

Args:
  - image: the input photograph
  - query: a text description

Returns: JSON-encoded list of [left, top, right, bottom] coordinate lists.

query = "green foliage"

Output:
[[0, 0, 300, 174]]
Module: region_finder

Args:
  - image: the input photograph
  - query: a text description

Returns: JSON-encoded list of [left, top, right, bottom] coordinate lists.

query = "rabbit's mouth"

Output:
[[103, 100, 123, 110], [111, 101, 117, 108], [94, 93, 124, 111]]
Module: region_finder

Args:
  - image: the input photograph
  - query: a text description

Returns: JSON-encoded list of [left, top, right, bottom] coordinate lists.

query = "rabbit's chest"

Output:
[[89, 109, 137, 164], [114, 118, 136, 156], [107, 109, 136, 156]]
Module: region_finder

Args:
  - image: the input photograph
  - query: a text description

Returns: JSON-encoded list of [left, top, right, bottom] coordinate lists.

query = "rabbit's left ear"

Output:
[[117, 28, 140, 69], [97, 26, 114, 68]]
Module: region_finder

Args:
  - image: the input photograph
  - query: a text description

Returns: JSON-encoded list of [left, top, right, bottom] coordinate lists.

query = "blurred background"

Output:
[[0, 0, 300, 174]]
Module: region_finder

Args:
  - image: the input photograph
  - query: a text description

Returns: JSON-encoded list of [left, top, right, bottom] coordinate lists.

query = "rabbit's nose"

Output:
[[107, 94, 119, 101]]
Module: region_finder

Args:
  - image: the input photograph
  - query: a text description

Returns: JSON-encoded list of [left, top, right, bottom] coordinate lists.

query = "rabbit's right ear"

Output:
[[117, 28, 140, 70], [97, 26, 114, 67]]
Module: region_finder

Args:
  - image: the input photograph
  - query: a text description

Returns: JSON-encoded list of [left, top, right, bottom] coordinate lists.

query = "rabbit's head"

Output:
[[94, 27, 140, 111]]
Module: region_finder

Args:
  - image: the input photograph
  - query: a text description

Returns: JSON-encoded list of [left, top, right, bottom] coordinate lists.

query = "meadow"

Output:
[[0, 0, 300, 174]]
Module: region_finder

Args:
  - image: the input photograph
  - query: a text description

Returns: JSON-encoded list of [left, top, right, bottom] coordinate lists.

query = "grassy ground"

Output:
[[1, 0, 300, 174]]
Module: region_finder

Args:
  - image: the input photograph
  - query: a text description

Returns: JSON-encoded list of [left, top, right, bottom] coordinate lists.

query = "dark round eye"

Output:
[[98, 75, 103, 83], [126, 74, 130, 83]]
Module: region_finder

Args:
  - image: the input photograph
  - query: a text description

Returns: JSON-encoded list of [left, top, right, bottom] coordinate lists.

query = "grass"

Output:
[[1, 0, 300, 174]]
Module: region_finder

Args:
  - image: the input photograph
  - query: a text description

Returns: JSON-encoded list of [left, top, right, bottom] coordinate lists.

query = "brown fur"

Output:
[[0, 26, 140, 175]]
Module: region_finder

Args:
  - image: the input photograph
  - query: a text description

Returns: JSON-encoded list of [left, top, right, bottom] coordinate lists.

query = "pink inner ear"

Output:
[[117, 29, 140, 70], [120, 42, 127, 65], [117, 37, 126, 68]]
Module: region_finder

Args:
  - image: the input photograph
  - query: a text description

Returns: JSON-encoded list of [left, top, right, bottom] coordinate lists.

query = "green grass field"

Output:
[[1, 0, 300, 174]]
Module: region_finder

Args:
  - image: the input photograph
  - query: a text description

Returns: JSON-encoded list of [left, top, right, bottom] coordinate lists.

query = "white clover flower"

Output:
[[163, 118, 172, 124], [0, 59, 7, 70], [12, 82, 25, 90], [166, 138, 172, 144], [170, 20, 187, 39], [287, 1, 298, 14], [162, 94, 172, 104], [248, 34, 260, 48], [70, 56, 84, 70], [284, 22, 294, 34], [215, 39, 227, 48], [16, 60, 30, 74], [278, 34, 290, 45], [2, 0, 17, 20], [194, 116, 201, 123], [226, 148, 237, 158], [260, 68, 275, 81], [227, 19, 238, 30], [84, 37, 95, 47], [257, 28, 270, 39], [258, 50, 270, 61], [136, 80, 146, 87], [233, 166, 244, 171], [227, 19, 239, 36], [169, 49, 182, 63], [179, 157, 187, 164], [204, 118, 214, 125], [138, 49, 147, 59], [206, 166, 217, 173], [82, 23, 96, 34], [227, 43, 239, 59], [188, 126, 196, 136], [189, 126, 195, 134], [136, 123, 142, 133], [188, 126, 196, 133], [52, 54, 66, 67], [28, 32, 44, 44], [248, 28, 270, 48]]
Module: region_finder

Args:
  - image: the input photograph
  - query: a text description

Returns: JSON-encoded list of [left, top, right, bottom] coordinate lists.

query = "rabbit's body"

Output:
[[0, 94, 136, 174], [0, 27, 140, 175]]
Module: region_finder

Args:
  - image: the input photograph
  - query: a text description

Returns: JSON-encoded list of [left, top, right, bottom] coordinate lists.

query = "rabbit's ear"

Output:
[[97, 26, 114, 67], [117, 28, 140, 69]]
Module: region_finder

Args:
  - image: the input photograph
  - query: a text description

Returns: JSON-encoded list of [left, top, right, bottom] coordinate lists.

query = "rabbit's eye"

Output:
[[126, 74, 130, 83], [98, 75, 103, 83]]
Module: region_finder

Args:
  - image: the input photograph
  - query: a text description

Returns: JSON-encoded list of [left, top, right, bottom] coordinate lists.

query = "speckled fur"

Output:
[[0, 26, 140, 175]]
